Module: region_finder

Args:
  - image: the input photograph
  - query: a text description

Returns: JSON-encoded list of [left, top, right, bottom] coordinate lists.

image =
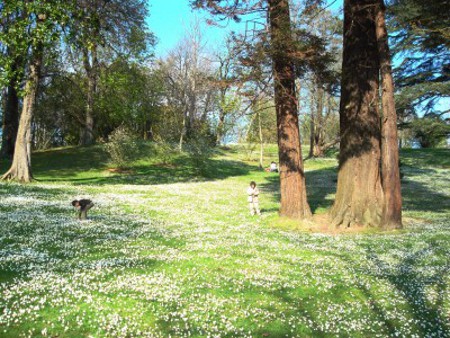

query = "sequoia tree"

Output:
[[330, 0, 384, 227], [193, 0, 311, 218], [268, 0, 311, 217], [375, 0, 402, 227], [331, 0, 402, 228]]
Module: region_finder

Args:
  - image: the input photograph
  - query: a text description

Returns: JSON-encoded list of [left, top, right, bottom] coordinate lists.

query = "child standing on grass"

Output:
[[247, 181, 261, 216]]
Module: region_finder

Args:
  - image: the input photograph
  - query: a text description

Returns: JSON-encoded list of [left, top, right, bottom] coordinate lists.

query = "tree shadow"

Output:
[[37, 158, 254, 186], [364, 243, 450, 336], [259, 167, 337, 213], [401, 167, 450, 215]]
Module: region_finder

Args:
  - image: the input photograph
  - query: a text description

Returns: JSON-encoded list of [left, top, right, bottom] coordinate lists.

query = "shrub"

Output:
[[105, 126, 140, 169], [185, 134, 215, 175]]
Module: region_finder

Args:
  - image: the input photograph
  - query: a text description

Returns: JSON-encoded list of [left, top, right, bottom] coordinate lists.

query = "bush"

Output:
[[105, 126, 140, 169], [185, 134, 215, 175], [155, 140, 175, 164]]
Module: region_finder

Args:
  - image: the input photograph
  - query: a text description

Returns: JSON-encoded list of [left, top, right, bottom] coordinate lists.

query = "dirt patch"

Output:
[[106, 168, 135, 174]]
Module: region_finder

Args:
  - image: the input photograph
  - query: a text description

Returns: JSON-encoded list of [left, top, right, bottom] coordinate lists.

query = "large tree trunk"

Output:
[[2, 52, 42, 182], [1, 57, 21, 159], [268, 0, 311, 218], [375, 0, 402, 228], [330, 0, 384, 227]]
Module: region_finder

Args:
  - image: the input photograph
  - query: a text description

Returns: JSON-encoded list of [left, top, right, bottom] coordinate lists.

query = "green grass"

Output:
[[0, 144, 449, 337]]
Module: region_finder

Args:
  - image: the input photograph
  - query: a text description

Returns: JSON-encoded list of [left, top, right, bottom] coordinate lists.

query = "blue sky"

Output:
[[147, 0, 342, 57], [147, 0, 243, 57]]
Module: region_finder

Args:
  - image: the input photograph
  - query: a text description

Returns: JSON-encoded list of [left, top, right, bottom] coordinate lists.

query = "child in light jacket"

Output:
[[247, 181, 261, 216]]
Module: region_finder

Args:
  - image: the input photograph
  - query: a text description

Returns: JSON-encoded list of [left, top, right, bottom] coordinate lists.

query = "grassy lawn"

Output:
[[0, 145, 449, 337]]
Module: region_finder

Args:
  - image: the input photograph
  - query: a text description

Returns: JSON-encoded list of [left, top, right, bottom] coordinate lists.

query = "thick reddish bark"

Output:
[[269, 0, 311, 218], [2, 52, 42, 182], [375, 0, 402, 228], [330, 0, 384, 227]]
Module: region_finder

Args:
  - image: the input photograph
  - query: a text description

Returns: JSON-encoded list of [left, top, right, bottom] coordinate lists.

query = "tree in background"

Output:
[[292, 6, 341, 158], [389, 0, 449, 115], [157, 21, 217, 151], [410, 115, 450, 148], [1, 1, 70, 182], [66, 0, 153, 145]]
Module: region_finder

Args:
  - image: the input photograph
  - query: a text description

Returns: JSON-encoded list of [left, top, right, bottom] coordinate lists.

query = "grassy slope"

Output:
[[0, 145, 449, 337]]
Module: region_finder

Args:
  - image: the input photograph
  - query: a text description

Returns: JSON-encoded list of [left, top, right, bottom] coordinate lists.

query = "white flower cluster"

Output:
[[0, 164, 449, 337]]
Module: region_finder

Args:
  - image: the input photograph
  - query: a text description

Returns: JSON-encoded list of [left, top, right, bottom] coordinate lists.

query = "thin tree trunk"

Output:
[[375, 0, 402, 228], [313, 85, 325, 157], [309, 87, 315, 158], [330, 0, 384, 227], [258, 109, 264, 169], [2, 50, 42, 182], [179, 111, 188, 152], [81, 45, 98, 146], [268, 0, 311, 218], [216, 89, 227, 145], [1, 57, 20, 159]]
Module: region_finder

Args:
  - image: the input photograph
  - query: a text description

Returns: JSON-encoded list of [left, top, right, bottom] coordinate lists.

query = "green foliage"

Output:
[[104, 126, 140, 169], [0, 0, 72, 89], [410, 116, 450, 148], [389, 0, 449, 112], [185, 133, 216, 174]]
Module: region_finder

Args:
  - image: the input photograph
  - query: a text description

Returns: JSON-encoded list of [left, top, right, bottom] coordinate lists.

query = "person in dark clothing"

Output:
[[72, 199, 94, 220]]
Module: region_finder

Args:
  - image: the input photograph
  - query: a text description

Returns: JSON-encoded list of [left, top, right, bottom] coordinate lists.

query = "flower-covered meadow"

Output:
[[0, 147, 449, 337]]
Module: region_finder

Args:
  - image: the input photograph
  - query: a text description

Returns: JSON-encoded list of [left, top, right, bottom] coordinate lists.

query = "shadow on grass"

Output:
[[259, 167, 337, 213], [365, 243, 450, 336], [401, 148, 450, 168], [259, 161, 448, 217], [37, 157, 254, 185]]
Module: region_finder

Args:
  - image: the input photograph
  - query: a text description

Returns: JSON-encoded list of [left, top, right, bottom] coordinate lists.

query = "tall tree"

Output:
[[1, 1, 69, 182], [268, 0, 311, 217], [376, 0, 402, 227], [67, 0, 152, 145], [193, 0, 312, 218], [331, 0, 403, 228], [330, 0, 384, 227]]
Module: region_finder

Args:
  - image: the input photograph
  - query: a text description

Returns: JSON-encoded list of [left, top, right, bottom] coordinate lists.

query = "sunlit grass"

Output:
[[0, 144, 449, 337]]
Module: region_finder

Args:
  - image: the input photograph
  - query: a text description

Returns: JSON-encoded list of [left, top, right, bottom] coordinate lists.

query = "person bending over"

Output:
[[72, 199, 94, 220]]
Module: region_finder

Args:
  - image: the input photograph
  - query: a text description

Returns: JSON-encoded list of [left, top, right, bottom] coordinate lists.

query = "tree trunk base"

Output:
[[1, 167, 33, 183]]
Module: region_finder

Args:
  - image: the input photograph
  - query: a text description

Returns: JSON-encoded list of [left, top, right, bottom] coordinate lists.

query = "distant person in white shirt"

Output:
[[247, 181, 261, 216], [270, 161, 278, 172]]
